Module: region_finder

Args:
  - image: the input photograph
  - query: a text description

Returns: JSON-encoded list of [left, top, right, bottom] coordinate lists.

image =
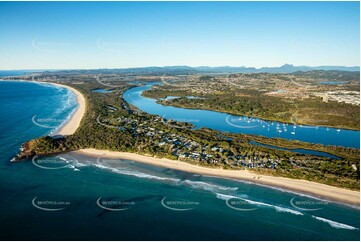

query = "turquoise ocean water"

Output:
[[0, 80, 359, 240]]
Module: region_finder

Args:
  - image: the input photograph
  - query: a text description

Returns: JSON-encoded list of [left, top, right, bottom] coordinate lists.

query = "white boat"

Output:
[[278, 130, 282, 133], [291, 132, 295, 135], [337, 129, 341, 132]]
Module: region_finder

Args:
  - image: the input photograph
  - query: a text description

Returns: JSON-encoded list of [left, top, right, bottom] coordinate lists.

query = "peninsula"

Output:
[[10, 70, 360, 206]]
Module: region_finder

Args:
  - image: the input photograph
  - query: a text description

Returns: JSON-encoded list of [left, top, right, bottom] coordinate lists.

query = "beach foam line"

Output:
[[80, 157, 240, 193], [93, 163, 181, 183], [215, 193, 303, 216], [181, 180, 238, 192], [73, 149, 360, 206], [46, 82, 86, 136], [90, 161, 239, 192], [312, 215, 358, 230], [219, 177, 360, 210]]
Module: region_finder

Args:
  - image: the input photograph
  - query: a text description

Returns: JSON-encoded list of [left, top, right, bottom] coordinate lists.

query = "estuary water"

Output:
[[123, 83, 360, 148], [0, 81, 359, 240]]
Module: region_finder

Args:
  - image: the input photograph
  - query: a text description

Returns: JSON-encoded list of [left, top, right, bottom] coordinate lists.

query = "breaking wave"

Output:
[[181, 180, 238, 193], [216, 193, 303, 216], [312, 215, 358, 230], [93, 163, 181, 183]]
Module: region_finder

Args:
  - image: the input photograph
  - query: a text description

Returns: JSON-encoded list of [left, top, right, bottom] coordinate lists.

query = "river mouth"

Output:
[[123, 83, 360, 149]]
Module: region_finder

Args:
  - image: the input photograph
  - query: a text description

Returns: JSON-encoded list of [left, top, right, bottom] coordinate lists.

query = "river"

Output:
[[123, 83, 360, 148]]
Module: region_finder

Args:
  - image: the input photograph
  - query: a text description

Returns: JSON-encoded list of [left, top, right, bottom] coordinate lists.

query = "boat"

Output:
[[291, 132, 295, 135]]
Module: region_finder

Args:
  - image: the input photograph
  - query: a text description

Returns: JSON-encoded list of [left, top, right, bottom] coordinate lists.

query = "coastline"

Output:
[[18, 80, 359, 206], [0, 79, 86, 136], [74, 148, 360, 206], [50, 83, 86, 136]]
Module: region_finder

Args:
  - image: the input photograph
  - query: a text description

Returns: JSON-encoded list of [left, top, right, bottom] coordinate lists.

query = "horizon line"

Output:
[[1, 63, 360, 72]]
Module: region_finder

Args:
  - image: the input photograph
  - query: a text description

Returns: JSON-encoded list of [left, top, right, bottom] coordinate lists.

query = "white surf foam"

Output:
[[93, 163, 181, 183], [215, 193, 303, 216], [181, 180, 238, 192], [312, 215, 358, 230]]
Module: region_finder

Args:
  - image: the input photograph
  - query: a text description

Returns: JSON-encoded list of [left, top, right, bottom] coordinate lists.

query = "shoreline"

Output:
[[0, 79, 86, 136], [74, 148, 360, 206], [47, 82, 86, 136], [7, 79, 358, 206]]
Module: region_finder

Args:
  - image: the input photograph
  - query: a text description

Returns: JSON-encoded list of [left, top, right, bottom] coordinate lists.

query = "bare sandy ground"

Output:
[[52, 83, 86, 135], [74, 148, 360, 206]]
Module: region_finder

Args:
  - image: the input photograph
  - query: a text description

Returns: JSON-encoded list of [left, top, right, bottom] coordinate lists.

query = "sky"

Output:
[[0, 1, 359, 70]]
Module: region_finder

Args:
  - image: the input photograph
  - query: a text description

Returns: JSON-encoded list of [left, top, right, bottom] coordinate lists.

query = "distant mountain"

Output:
[[257, 64, 360, 73], [5, 64, 359, 76], [193, 64, 360, 73]]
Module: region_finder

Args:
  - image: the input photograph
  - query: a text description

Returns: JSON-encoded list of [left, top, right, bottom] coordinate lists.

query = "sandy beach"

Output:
[[74, 148, 360, 206], [53, 82, 359, 206], [52, 83, 86, 136]]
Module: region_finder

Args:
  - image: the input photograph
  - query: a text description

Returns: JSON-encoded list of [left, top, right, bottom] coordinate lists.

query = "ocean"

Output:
[[0, 80, 359, 240]]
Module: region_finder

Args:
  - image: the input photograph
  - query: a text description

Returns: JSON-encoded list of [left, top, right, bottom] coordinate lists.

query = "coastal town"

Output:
[[98, 111, 279, 170]]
